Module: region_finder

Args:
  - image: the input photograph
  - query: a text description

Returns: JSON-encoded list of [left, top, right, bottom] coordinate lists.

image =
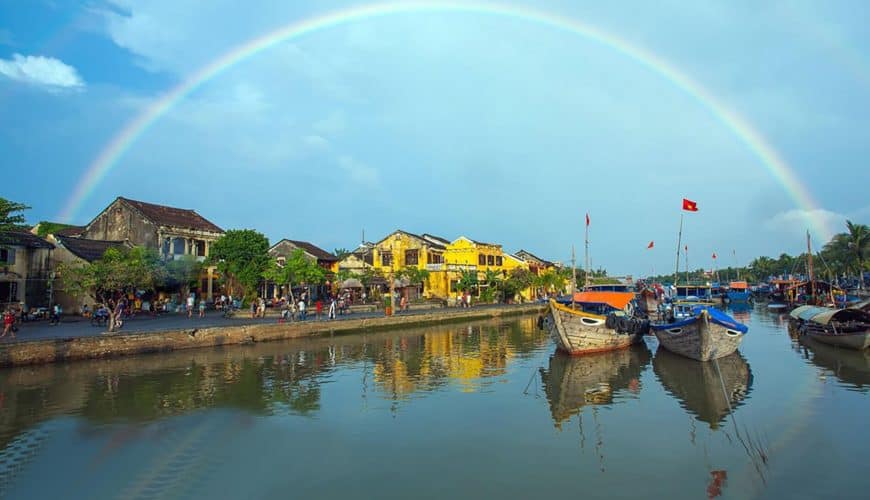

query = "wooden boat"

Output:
[[636, 287, 659, 315], [540, 346, 651, 427], [650, 306, 747, 361], [653, 350, 752, 429], [797, 335, 870, 389], [546, 295, 648, 355], [726, 281, 752, 302], [789, 305, 870, 350]]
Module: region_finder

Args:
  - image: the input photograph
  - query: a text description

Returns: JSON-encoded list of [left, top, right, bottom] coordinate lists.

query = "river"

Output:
[[0, 306, 866, 499]]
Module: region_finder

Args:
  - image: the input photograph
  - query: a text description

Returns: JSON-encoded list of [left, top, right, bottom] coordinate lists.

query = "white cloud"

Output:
[[0, 53, 85, 90], [303, 134, 329, 149], [763, 208, 847, 243], [338, 155, 379, 187]]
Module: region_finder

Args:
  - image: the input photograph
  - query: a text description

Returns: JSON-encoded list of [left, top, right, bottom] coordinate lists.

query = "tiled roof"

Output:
[[118, 197, 223, 233], [55, 226, 85, 237], [421, 233, 450, 249], [0, 231, 54, 249], [56, 235, 128, 262], [273, 239, 338, 262], [516, 249, 554, 266]]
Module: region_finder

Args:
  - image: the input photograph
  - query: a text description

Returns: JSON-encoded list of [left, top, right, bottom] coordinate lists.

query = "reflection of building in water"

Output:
[[540, 346, 651, 428], [372, 320, 548, 397], [653, 351, 753, 429], [798, 336, 870, 390]]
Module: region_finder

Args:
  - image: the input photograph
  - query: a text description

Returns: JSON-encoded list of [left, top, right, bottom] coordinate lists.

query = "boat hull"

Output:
[[652, 311, 744, 361], [807, 331, 870, 350], [727, 290, 752, 302], [546, 301, 644, 355]]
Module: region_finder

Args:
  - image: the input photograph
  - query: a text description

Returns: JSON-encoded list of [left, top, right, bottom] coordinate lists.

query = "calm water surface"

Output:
[[0, 308, 867, 499]]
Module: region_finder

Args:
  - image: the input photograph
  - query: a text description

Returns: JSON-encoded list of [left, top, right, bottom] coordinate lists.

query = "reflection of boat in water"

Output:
[[653, 350, 753, 429], [540, 345, 651, 426], [798, 335, 870, 390]]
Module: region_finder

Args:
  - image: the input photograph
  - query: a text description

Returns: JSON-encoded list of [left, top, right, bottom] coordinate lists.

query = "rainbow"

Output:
[[59, 0, 831, 239]]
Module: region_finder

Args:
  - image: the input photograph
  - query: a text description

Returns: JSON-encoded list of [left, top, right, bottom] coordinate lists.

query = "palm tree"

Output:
[[845, 220, 868, 287]]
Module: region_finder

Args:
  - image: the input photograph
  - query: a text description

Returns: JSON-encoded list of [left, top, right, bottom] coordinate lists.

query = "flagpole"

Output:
[[685, 245, 689, 286], [674, 213, 684, 287], [571, 244, 577, 310]]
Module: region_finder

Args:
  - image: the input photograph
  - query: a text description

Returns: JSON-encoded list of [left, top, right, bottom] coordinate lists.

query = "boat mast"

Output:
[[584, 214, 590, 290], [571, 244, 577, 310], [674, 213, 684, 288], [733, 249, 739, 280], [807, 230, 815, 303], [685, 245, 689, 286]]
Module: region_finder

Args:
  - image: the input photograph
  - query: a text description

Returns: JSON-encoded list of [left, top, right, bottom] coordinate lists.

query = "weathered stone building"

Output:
[[81, 197, 225, 300], [269, 239, 339, 273], [0, 231, 54, 310], [82, 197, 224, 261]]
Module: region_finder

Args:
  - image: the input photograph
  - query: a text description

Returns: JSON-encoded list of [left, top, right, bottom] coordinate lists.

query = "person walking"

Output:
[[1, 310, 15, 340], [298, 298, 307, 321], [50, 303, 62, 326], [315, 299, 323, 321], [198, 298, 206, 318], [328, 298, 336, 320], [187, 293, 195, 318], [258, 297, 266, 318], [250, 299, 257, 318]]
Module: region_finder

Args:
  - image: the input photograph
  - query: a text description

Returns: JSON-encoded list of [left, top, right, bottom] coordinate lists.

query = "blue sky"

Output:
[[1, 0, 868, 276]]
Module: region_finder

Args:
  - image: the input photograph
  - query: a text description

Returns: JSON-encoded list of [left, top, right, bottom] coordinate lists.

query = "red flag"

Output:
[[684, 245, 688, 252], [647, 241, 654, 249], [585, 213, 590, 227], [712, 252, 717, 259], [682, 198, 698, 212]]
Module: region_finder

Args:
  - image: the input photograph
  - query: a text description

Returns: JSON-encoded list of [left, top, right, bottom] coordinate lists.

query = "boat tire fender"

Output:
[[605, 314, 617, 330]]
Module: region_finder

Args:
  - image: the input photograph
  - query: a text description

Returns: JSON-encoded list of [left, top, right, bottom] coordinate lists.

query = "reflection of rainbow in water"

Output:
[[59, 0, 832, 240]]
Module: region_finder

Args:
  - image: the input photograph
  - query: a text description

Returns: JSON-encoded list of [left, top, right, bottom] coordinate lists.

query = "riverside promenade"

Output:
[[0, 303, 546, 367]]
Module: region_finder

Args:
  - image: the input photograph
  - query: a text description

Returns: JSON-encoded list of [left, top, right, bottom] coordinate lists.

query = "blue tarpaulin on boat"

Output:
[[651, 306, 748, 333], [693, 306, 749, 333]]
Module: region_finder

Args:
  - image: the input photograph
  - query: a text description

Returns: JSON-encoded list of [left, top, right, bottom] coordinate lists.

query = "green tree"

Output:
[[845, 220, 868, 286], [499, 268, 534, 302], [208, 230, 270, 301], [479, 269, 501, 302], [163, 255, 203, 299], [0, 198, 30, 243], [58, 247, 164, 331], [396, 266, 430, 286], [333, 248, 352, 260], [33, 221, 75, 237], [456, 270, 478, 293], [264, 248, 326, 301]]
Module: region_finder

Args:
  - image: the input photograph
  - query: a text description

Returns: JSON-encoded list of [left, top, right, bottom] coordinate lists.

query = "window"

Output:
[[195, 240, 206, 257], [405, 249, 418, 266], [487, 255, 495, 266], [478, 254, 486, 265], [0, 248, 14, 264], [277, 257, 286, 267], [496, 256, 503, 266], [428, 252, 443, 264], [0, 281, 17, 302], [364, 252, 373, 265], [381, 251, 392, 266], [172, 237, 185, 255]]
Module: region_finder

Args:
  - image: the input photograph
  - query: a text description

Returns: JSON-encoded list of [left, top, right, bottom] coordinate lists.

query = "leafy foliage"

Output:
[[162, 255, 203, 297], [33, 221, 76, 237], [498, 268, 534, 302], [208, 229, 270, 300], [58, 247, 164, 331], [456, 270, 478, 292], [263, 248, 327, 299], [333, 248, 352, 260], [395, 266, 430, 285], [0, 197, 30, 240]]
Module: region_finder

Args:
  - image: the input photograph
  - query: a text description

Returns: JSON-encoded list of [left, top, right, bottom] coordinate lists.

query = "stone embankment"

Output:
[[0, 304, 546, 368]]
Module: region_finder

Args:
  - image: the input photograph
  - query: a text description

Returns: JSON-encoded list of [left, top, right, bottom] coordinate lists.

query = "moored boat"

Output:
[[726, 281, 752, 302], [789, 305, 870, 350], [546, 293, 649, 355], [651, 306, 748, 361]]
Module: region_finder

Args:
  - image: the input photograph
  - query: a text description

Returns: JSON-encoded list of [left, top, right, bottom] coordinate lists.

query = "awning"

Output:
[[789, 305, 835, 322], [729, 281, 748, 290], [572, 291, 634, 310], [340, 278, 363, 288], [806, 308, 870, 325]]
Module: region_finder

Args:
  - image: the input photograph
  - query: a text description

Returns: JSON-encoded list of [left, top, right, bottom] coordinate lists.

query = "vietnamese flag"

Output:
[[712, 252, 717, 259], [682, 198, 698, 211], [647, 241, 654, 249], [585, 213, 590, 227]]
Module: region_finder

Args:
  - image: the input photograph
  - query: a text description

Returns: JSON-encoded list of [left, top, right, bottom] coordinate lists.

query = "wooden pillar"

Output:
[[207, 266, 214, 301]]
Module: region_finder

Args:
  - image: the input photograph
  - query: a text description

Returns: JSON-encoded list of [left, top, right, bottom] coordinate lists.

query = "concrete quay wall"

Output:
[[0, 305, 546, 368]]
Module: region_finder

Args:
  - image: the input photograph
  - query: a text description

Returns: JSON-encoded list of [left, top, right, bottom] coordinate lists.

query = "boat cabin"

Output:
[[675, 285, 713, 302]]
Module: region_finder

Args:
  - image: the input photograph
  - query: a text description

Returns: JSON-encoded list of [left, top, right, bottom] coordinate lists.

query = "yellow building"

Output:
[[370, 230, 543, 301]]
